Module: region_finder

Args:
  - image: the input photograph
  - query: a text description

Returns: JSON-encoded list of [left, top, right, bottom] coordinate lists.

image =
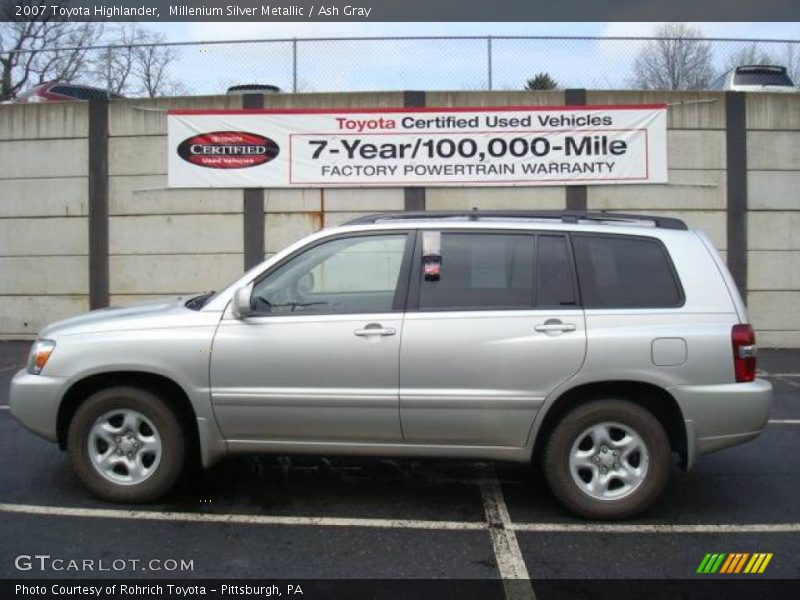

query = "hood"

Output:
[[39, 296, 192, 338]]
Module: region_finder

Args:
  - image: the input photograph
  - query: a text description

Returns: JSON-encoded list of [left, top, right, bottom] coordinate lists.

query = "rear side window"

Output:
[[48, 85, 72, 97], [50, 85, 108, 100], [419, 233, 535, 310], [572, 235, 683, 308], [734, 68, 793, 87]]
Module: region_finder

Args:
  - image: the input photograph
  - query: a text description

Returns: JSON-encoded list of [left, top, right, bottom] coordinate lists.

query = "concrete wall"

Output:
[[0, 103, 90, 337], [0, 90, 798, 346], [745, 94, 800, 348], [108, 95, 244, 306], [586, 91, 728, 257]]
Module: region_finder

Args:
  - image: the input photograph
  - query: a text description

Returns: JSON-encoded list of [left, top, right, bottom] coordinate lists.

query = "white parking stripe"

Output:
[[2, 502, 800, 535], [0, 502, 486, 531], [478, 468, 535, 600], [0, 406, 9, 410], [511, 522, 800, 533], [774, 376, 800, 389], [768, 419, 800, 425]]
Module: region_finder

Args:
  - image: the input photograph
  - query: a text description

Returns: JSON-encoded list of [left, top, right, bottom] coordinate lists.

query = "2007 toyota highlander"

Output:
[[9, 210, 773, 519]]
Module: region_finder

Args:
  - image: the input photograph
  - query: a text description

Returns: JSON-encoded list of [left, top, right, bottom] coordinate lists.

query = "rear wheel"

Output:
[[67, 386, 185, 502], [543, 399, 671, 519]]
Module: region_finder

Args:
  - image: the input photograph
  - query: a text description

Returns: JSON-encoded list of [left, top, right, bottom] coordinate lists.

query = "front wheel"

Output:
[[543, 399, 671, 519], [67, 386, 185, 503]]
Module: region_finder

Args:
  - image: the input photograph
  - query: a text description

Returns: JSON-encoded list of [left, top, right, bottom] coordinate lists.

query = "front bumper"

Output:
[[8, 369, 67, 442], [669, 378, 773, 469]]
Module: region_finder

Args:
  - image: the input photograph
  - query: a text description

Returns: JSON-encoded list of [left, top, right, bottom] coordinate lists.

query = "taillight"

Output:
[[731, 324, 756, 382]]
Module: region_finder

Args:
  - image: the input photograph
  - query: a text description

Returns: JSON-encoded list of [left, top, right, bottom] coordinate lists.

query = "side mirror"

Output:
[[231, 283, 254, 319]]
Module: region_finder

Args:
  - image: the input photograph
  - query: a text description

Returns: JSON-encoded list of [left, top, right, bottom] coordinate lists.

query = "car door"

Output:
[[210, 231, 414, 443], [400, 230, 586, 447]]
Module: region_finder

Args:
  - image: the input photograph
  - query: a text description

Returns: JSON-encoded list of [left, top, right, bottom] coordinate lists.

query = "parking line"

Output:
[[478, 467, 535, 600], [0, 502, 487, 531], [0, 406, 8, 410], [511, 522, 800, 533], [774, 376, 800, 389], [768, 419, 800, 425], [759, 370, 800, 387], [2, 502, 800, 535]]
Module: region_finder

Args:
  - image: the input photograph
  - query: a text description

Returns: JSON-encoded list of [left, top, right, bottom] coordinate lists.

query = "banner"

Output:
[[167, 105, 668, 188]]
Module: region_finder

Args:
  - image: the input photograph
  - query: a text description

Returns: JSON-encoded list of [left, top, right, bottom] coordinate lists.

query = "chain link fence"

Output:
[[4, 35, 800, 96]]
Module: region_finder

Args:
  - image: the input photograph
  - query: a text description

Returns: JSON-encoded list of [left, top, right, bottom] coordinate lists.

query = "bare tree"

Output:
[[91, 24, 140, 96], [0, 1, 102, 101], [631, 23, 715, 90], [134, 39, 178, 97], [95, 26, 186, 97], [783, 43, 800, 85]]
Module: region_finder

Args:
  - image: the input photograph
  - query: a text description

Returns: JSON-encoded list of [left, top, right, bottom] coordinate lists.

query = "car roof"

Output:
[[341, 211, 688, 231]]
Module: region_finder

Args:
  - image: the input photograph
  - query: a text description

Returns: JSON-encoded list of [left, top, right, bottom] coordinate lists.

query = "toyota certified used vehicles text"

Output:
[[9, 211, 772, 519]]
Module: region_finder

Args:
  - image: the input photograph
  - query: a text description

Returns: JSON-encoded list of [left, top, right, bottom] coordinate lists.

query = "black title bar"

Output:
[[5, 579, 800, 600], [1, 0, 800, 22]]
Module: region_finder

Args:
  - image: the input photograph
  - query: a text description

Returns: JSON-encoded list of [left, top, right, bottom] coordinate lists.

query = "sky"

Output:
[[137, 22, 800, 93]]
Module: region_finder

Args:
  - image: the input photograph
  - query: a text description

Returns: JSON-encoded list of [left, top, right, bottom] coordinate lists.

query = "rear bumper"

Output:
[[669, 378, 772, 469], [8, 369, 66, 442]]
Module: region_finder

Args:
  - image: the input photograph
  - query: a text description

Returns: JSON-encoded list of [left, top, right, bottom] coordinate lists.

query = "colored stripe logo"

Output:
[[696, 553, 773, 574]]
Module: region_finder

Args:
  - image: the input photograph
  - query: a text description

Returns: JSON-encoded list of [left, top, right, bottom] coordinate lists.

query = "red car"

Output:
[[13, 82, 124, 103]]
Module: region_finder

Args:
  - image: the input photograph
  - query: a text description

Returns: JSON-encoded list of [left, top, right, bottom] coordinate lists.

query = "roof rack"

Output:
[[344, 210, 688, 230]]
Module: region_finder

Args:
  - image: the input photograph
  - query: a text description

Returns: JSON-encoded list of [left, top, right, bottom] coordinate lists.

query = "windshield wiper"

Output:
[[185, 291, 215, 311]]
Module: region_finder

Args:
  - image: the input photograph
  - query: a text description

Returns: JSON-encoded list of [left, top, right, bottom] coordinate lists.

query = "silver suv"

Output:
[[9, 211, 772, 519]]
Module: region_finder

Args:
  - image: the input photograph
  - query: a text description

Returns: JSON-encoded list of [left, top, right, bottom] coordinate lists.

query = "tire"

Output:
[[543, 399, 671, 520], [67, 386, 185, 503]]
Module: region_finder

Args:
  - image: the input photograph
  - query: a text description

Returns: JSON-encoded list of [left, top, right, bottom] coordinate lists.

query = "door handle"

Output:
[[354, 324, 397, 337], [534, 320, 577, 334]]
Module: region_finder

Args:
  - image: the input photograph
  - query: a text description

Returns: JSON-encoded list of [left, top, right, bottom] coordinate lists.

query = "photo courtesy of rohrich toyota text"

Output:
[[0, 1, 799, 600]]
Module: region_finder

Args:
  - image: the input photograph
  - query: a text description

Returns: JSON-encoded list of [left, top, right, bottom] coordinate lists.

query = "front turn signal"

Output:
[[27, 339, 56, 375]]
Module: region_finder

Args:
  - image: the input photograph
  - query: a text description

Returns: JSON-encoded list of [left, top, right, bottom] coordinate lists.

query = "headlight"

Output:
[[27, 340, 56, 375]]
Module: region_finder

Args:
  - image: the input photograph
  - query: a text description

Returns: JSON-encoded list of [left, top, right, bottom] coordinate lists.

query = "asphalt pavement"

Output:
[[0, 341, 798, 589]]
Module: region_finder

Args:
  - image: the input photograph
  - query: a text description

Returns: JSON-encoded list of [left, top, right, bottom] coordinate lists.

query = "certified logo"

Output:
[[177, 131, 279, 169]]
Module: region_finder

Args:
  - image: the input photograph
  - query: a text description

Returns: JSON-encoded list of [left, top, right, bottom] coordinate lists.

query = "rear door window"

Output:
[[572, 234, 683, 308], [418, 233, 535, 310], [537, 235, 576, 307]]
